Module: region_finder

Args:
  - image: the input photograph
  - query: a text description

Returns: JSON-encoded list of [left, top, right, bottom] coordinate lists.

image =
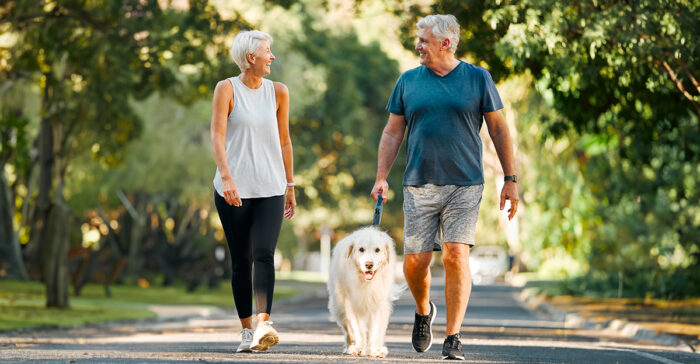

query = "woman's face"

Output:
[[248, 39, 275, 76]]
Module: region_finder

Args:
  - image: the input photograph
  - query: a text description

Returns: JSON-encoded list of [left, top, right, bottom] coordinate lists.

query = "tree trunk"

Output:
[[0, 169, 28, 280], [118, 190, 146, 283], [44, 182, 71, 308], [26, 89, 55, 275], [31, 75, 72, 307]]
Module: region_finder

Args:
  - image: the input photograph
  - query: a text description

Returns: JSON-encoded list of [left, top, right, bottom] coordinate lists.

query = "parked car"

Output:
[[469, 245, 508, 285]]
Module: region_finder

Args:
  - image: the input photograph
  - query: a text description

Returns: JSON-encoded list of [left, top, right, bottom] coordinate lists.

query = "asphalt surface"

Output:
[[1, 278, 698, 363]]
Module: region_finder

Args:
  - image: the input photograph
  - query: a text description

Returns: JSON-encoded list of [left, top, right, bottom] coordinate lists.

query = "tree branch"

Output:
[[676, 59, 700, 95], [659, 60, 700, 121], [660, 60, 698, 99], [0, 12, 50, 24]]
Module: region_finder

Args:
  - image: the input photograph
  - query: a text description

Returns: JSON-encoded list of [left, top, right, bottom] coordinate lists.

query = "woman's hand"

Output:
[[284, 187, 296, 219], [222, 175, 242, 207]]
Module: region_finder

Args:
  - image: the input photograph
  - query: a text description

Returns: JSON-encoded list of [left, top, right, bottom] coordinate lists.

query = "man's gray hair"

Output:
[[416, 14, 460, 53], [231, 30, 273, 72]]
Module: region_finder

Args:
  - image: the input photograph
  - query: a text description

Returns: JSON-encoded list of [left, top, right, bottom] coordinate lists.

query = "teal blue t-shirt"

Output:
[[386, 61, 503, 186]]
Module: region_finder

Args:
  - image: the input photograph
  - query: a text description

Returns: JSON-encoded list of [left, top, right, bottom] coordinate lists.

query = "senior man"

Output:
[[371, 14, 519, 360]]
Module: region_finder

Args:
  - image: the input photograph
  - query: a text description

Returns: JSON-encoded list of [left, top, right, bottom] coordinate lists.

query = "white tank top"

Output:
[[213, 76, 286, 198]]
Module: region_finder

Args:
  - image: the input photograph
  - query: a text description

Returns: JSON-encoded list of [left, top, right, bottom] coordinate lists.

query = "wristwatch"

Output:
[[504, 175, 517, 183]]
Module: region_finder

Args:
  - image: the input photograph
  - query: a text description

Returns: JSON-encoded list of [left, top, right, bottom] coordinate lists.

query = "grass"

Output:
[[520, 277, 700, 347], [0, 301, 154, 331], [0, 278, 303, 331]]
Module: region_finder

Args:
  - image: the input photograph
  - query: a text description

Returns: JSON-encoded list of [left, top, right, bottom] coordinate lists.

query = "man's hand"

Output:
[[371, 180, 389, 203], [500, 181, 519, 220]]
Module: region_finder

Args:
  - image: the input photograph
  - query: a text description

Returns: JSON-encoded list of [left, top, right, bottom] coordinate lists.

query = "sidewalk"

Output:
[[519, 287, 700, 353], [143, 279, 328, 323]]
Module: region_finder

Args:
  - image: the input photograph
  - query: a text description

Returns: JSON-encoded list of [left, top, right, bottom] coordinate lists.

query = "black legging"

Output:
[[214, 190, 284, 319]]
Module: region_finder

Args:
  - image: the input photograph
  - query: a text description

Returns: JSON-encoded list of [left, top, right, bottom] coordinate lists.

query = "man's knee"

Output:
[[403, 252, 432, 276], [442, 243, 470, 268]]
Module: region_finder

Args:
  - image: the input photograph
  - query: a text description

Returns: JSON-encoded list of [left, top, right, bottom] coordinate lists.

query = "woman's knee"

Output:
[[253, 246, 275, 265]]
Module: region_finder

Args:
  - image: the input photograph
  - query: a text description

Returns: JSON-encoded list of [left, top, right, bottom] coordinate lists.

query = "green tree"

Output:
[[278, 17, 402, 259], [0, 0, 243, 307], [65, 95, 219, 286], [0, 108, 30, 280], [241, 0, 407, 263]]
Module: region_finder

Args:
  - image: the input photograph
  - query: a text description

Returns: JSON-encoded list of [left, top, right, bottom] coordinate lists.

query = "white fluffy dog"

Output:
[[327, 226, 400, 358]]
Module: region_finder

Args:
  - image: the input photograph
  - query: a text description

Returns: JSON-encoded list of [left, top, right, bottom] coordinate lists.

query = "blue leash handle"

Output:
[[372, 196, 383, 226]]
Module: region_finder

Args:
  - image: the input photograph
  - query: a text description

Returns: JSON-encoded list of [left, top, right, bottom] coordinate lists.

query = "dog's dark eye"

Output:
[[375, 248, 380, 253], [359, 247, 364, 252]]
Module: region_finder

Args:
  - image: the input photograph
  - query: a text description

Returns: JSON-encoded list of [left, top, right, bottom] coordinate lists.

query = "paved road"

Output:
[[1, 278, 698, 363]]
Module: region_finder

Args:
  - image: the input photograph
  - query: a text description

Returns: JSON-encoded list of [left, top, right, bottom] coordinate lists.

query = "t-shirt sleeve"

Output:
[[386, 75, 405, 115], [480, 70, 503, 113]]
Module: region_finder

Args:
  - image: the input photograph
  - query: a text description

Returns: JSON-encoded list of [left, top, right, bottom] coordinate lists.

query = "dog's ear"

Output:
[[347, 243, 354, 258], [385, 243, 391, 263]]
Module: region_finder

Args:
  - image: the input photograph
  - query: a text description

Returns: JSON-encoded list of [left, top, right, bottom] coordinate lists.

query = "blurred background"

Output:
[[0, 0, 698, 323]]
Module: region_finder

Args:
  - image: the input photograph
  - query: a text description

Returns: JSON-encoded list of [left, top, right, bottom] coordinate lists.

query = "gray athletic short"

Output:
[[403, 184, 484, 254]]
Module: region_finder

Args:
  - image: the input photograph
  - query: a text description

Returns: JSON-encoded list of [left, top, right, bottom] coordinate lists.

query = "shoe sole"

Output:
[[442, 355, 465, 360], [414, 301, 437, 352], [236, 347, 252, 353], [250, 332, 279, 351], [426, 301, 437, 351]]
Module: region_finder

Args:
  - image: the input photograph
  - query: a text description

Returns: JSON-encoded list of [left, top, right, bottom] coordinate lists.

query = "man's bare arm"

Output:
[[484, 110, 519, 220], [371, 113, 407, 202]]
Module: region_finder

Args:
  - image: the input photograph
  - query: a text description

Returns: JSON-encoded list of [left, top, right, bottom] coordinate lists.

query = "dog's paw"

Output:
[[344, 344, 362, 356], [369, 346, 388, 358]]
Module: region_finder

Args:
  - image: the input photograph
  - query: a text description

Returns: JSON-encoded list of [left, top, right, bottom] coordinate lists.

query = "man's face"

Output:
[[415, 26, 444, 66]]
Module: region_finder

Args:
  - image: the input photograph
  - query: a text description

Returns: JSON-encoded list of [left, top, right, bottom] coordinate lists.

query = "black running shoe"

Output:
[[411, 301, 436, 352], [442, 333, 465, 360]]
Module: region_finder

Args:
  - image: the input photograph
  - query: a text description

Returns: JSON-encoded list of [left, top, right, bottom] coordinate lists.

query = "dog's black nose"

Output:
[[365, 262, 374, 270]]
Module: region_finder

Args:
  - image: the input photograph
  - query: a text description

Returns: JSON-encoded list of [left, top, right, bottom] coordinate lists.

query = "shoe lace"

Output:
[[414, 315, 430, 336], [242, 329, 254, 341], [446, 335, 461, 350]]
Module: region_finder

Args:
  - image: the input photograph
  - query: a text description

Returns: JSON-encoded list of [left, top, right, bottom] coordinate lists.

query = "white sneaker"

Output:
[[250, 320, 279, 351], [236, 328, 254, 353]]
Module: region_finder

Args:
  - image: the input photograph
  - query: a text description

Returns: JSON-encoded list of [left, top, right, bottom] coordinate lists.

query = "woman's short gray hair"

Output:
[[416, 14, 460, 54], [231, 30, 273, 72]]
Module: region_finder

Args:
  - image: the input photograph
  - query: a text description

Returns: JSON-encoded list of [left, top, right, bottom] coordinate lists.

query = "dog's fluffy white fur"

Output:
[[327, 226, 400, 358]]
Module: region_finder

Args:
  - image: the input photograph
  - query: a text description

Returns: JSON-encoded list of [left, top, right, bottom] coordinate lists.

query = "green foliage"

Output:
[[0, 108, 30, 173], [267, 12, 403, 243], [0, 1, 248, 304], [402, 0, 700, 297], [1, 0, 241, 162], [65, 96, 213, 211], [506, 77, 595, 276]]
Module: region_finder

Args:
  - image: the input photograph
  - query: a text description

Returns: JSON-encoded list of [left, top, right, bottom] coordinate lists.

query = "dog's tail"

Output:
[[389, 282, 408, 302]]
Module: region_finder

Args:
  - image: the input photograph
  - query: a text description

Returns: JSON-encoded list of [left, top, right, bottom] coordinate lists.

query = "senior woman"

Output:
[[210, 29, 296, 353]]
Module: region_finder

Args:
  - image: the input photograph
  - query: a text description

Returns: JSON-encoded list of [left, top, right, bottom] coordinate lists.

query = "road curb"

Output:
[[518, 289, 696, 353]]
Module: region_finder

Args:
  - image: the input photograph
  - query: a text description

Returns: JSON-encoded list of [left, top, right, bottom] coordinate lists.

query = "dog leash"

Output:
[[372, 195, 383, 226]]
